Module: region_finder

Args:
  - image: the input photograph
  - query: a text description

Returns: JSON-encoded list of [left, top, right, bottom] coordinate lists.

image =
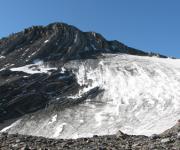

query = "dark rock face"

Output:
[[0, 22, 167, 124], [0, 69, 80, 122]]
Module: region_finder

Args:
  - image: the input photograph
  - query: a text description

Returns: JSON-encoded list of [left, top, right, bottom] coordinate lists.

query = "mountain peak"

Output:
[[0, 22, 167, 69]]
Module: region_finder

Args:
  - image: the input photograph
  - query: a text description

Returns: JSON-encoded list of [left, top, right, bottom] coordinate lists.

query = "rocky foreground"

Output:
[[0, 121, 179, 150]]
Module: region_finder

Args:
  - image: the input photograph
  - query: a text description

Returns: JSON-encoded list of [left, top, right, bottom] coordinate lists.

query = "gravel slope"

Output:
[[0, 121, 179, 150]]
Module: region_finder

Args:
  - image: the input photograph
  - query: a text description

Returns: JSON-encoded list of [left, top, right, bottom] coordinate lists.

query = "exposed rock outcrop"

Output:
[[0, 22, 167, 69]]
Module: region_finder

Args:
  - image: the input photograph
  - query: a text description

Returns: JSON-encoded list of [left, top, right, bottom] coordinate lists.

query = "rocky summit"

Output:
[[0, 22, 179, 149]]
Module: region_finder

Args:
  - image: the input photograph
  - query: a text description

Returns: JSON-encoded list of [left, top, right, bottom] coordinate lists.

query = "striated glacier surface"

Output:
[[1, 54, 180, 139]]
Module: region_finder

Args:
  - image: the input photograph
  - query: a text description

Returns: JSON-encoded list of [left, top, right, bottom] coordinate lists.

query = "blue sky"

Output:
[[0, 0, 179, 58]]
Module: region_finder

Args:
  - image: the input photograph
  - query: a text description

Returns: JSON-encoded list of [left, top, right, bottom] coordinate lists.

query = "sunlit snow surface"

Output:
[[10, 60, 57, 74], [2, 54, 180, 139]]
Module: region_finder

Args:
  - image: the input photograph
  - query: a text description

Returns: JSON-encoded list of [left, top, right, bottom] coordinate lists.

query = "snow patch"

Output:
[[92, 32, 96, 37], [0, 119, 21, 132], [60, 67, 66, 73], [79, 120, 84, 123], [10, 60, 57, 74], [44, 40, 49, 43], [74, 33, 78, 43], [48, 115, 57, 124], [53, 123, 66, 138], [0, 68, 5, 71], [0, 55, 5, 59]]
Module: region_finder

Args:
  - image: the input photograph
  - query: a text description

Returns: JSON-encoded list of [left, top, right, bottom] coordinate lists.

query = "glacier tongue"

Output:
[[2, 54, 180, 139]]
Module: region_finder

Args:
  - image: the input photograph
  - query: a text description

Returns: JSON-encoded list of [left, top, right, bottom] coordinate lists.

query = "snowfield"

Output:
[[1, 54, 180, 139]]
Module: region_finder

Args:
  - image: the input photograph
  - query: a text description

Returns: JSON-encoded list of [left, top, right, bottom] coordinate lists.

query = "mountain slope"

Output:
[[0, 22, 167, 124], [0, 23, 179, 144]]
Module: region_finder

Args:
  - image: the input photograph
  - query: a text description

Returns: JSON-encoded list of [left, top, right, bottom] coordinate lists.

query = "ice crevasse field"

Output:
[[1, 54, 180, 139]]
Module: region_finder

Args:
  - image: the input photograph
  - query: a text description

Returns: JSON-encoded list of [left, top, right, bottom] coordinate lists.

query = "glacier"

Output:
[[1, 54, 180, 139]]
